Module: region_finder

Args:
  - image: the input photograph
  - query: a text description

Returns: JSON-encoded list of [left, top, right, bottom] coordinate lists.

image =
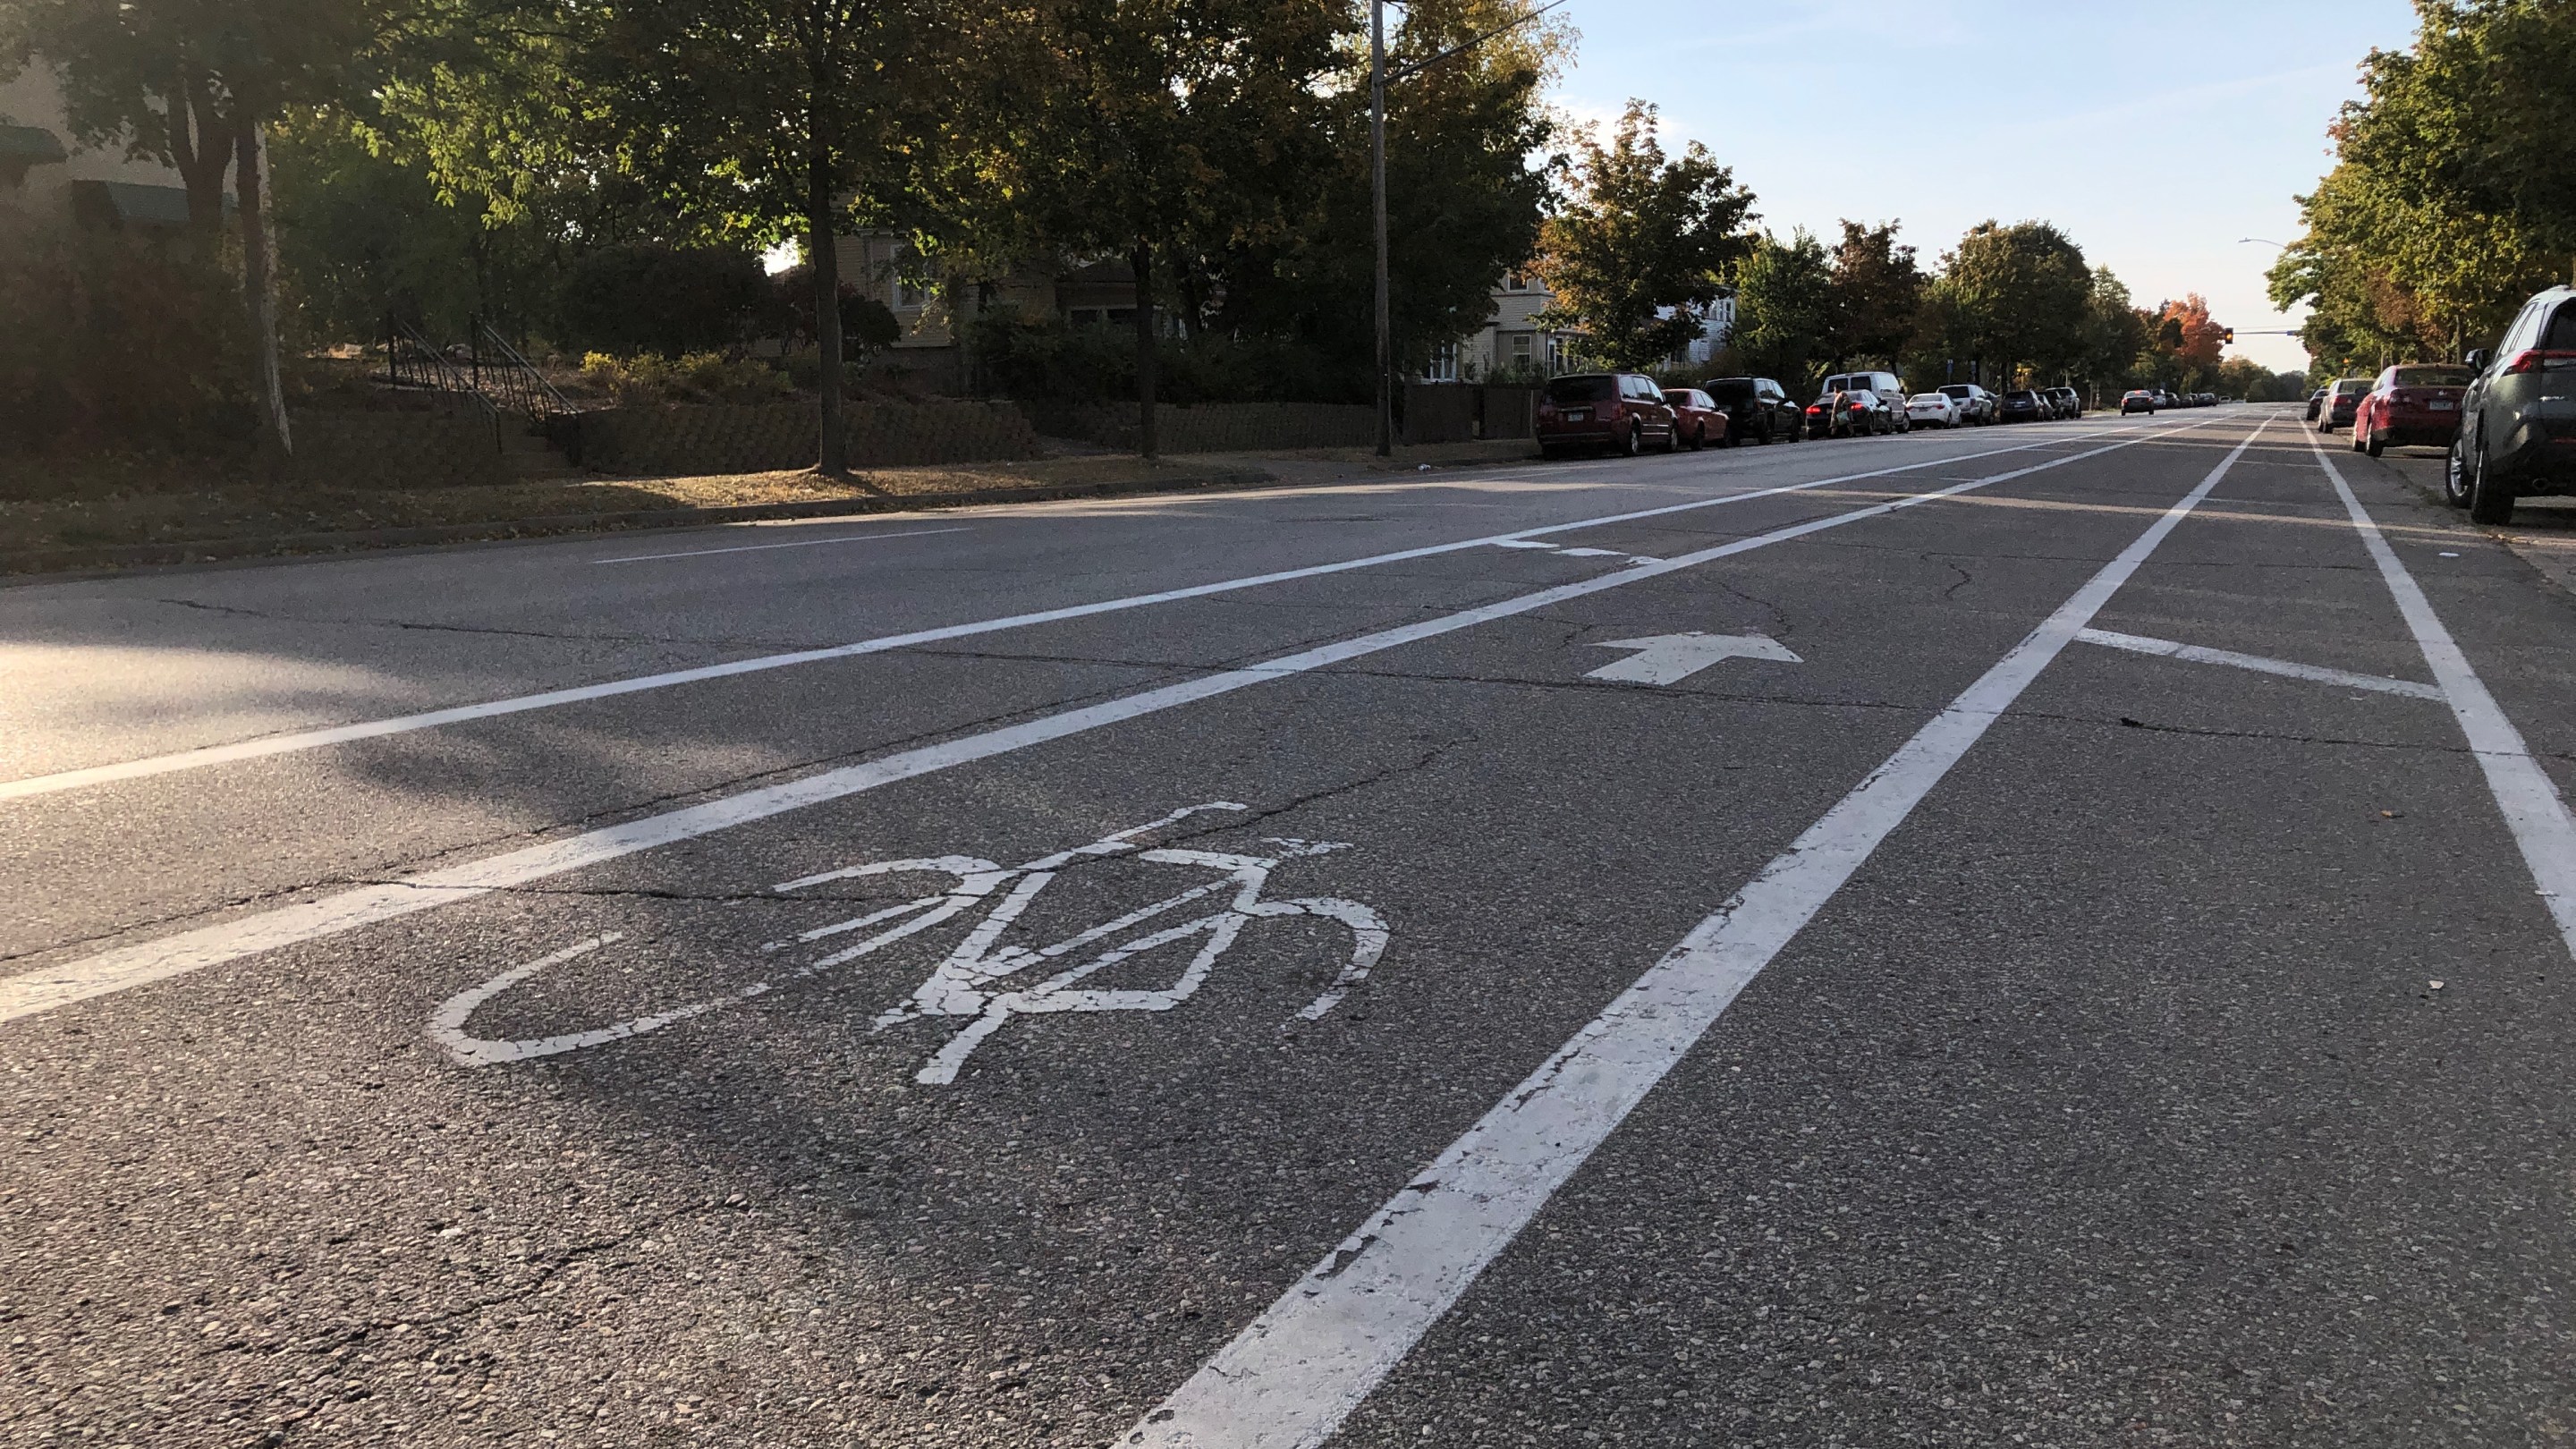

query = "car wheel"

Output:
[[2364, 428, 2385, 458], [2351, 427, 2366, 453], [1659, 424, 1679, 454], [1620, 422, 1642, 458], [2467, 436, 2514, 524], [2443, 430, 2474, 507], [1686, 424, 1704, 451]]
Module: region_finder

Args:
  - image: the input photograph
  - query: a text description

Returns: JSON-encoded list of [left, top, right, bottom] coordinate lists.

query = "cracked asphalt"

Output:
[[5, 409, 2574, 1448]]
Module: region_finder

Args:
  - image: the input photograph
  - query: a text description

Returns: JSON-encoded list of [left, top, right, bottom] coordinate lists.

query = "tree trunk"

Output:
[[234, 113, 292, 470], [169, 72, 231, 244], [807, 39, 847, 476], [1130, 243, 1157, 461]]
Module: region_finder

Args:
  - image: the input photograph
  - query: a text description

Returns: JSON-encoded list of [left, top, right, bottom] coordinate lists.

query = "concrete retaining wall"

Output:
[[290, 406, 508, 489], [1038, 402, 1377, 453]]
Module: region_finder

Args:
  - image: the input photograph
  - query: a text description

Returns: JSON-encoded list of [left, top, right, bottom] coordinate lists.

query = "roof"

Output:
[[70, 179, 193, 228], [0, 123, 67, 165]]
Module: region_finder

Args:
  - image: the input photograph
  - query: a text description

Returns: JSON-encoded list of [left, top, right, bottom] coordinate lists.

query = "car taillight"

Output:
[[2504, 350, 2576, 375]]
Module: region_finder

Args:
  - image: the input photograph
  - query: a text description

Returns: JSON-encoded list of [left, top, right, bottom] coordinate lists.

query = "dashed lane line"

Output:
[[0, 425, 2201, 1026], [1121, 419, 2271, 1449], [0, 422, 2187, 803]]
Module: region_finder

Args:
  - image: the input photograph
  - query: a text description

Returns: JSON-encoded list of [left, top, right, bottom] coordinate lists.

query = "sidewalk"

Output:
[[0, 438, 1541, 577]]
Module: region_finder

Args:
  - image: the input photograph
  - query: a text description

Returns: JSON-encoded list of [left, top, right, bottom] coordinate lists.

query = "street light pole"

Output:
[[1370, 0, 1392, 457]]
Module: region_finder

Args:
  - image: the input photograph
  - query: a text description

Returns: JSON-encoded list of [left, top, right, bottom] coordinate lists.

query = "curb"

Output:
[[1, 467, 1275, 578]]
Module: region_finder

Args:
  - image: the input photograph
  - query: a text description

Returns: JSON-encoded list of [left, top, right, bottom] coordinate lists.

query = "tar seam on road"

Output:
[[0, 421, 2190, 803], [0, 424, 2209, 1024], [2306, 435, 2576, 958], [588, 525, 972, 564], [1119, 418, 2272, 1449], [2072, 627, 2447, 700]]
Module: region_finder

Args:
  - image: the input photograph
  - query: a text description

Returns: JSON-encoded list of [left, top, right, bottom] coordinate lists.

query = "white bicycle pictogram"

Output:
[[428, 802, 1390, 1084]]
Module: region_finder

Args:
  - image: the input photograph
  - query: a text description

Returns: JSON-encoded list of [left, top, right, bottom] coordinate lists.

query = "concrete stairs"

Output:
[[499, 425, 584, 482]]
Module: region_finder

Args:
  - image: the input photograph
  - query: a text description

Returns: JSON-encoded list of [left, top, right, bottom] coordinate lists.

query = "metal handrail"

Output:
[[472, 318, 577, 424], [384, 315, 503, 453]]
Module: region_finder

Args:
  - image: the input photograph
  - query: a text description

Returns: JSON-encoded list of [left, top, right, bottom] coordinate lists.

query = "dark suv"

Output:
[[1699, 377, 1802, 445], [2449, 285, 2576, 523], [1536, 372, 1678, 458], [2316, 377, 2371, 432]]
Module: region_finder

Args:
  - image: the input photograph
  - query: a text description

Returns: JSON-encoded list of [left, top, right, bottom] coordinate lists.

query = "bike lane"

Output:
[[1329, 419, 2576, 1447], [0, 419, 2263, 1446]]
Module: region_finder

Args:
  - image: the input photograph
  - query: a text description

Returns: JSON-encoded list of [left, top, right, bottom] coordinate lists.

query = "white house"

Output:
[[0, 64, 215, 233], [1428, 274, 1737, 381]]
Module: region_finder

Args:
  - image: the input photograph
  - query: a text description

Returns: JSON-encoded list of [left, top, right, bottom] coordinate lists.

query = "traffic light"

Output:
[[2221, 327, 2236, 344]]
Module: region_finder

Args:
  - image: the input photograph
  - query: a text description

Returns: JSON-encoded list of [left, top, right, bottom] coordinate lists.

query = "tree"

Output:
[[950, 0, 1343, 457], [1534, 100, 1755, 370], [3, 0, 407, 466], [1821, 219, 1922, 370], [2157, 293, 2227, 386], [562, 0, 930, 475], [1208, 0, 1561, 385], [2078, 265, 2148, 398], [1730, 228, 1832, 390], [1936, 219, 2092, 385]]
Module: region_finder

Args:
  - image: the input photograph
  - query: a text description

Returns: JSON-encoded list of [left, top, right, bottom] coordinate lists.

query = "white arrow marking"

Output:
[[1583, 631, 1801, 686]]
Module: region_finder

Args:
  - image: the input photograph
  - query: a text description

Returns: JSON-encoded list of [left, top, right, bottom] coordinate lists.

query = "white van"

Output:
[[1821, 371, 1911, 432]]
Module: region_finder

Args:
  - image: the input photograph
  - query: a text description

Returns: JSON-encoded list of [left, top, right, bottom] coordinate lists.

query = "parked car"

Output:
[[1998, 388, 2048, 423], [1939, 384, 1998, 425], [1537, 372, 1678, 458], [1662, 387, 1733, 450], [2316, 377, 2371, 433], [1699, 377, 1802, 445], [1905, 392, 1962, 428], [1821, 371, 1911, 431], [1805, 389, 1890, 438], [2448, 284, 2576, 523], [2120, 388, 2157, 415], [2351, 364, 2474, 457], [2306, 387, 2327, 421], [2043, 386, 2082, 419]]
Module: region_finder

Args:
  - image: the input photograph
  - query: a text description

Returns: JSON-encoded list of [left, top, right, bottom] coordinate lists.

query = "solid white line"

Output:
[[1121, 419, 2270, 1449], [0, 427, 2191, 1025], [0, 422, 2182, 803], [2306, 436, 2576, 957], [589, 526, 970, 564], [2073, 627, 2446, 700]]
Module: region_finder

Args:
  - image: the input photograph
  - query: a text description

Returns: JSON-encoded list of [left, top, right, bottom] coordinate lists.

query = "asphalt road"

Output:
[[4, 408, 2573, 1448]]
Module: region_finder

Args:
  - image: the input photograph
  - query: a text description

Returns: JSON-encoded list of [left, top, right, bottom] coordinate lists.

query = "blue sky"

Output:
[[1545, 0, 2422, 373]]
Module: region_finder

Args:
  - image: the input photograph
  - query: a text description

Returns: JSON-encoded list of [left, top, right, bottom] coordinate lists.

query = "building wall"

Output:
[[0, 64, 200, 224]]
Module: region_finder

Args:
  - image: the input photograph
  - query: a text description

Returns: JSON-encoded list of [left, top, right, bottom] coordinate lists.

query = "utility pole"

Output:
[[1370, 0, 1393, 457]]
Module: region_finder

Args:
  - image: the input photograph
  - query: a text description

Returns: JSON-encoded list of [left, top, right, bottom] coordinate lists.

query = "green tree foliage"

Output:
[[1933, 219, 2093, 385], [2080, 267, 2149, 396], [1729, 228, 1832, 389], [2273, 0, 2576, 370], [1821, 220, 1922, 370], [554, 243, 772, 357], [1209, 0, 1560, 386], [1535, 100, 1755, 370]]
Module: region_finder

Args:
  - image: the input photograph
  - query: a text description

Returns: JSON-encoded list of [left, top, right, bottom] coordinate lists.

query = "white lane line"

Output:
[[0, 422, 2188, 803], [2073, 627, 2445, 700], [0, 428, 2190, 1025], [589, 526, 970, 564], [2306, 435, 2576, 958], [1122, 419, 2270, 1449]]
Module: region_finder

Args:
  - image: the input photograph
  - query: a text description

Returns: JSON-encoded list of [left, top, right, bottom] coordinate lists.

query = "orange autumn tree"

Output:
[[2154, 293, 2228, 388]]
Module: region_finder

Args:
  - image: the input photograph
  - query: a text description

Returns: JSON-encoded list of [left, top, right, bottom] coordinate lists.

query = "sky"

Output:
[[1544, 0, 2422, 374]]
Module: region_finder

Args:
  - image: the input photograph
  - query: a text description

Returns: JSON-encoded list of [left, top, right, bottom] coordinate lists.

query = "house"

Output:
[[0, 63, 217, 236], [1426, 275, 1738, 382], [827, 231, 1180, 388]]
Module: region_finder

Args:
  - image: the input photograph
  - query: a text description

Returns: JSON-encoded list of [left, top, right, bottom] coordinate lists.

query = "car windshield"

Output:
[[1941, 386, 1972, 399], [2006, 391, 2036, 402], [2391, 367, 2472, 387], [1544, 377, 1614, 404], [2334, 380, 2371, 396], [1703, 380, 1756, 401], [1910, 394, 1944, 404]]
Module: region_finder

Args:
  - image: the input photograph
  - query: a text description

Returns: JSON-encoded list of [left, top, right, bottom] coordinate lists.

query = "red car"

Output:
[[2352, 362, 2474, 457], [1661, 387, 1732, 450], [1537, 372, 1679, 458]]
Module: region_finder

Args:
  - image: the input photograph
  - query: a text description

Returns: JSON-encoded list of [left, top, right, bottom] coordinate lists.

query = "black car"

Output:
[[1699, 376, 1803, 445], [2043, 386, 2082, 419], [2306, 387, 2326, 421], [2449, 284, 2576, 524], [1997, 388, 2047, 423]]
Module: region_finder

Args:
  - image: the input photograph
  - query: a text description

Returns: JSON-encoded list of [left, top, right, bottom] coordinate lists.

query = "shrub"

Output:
[[580, 352, 792, 404], [967, 313, 1364, 405], [555, 243, 769, 357]]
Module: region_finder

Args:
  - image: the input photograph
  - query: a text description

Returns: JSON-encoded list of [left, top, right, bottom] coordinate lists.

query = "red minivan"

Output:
[[1537, 373, 1678, 459]]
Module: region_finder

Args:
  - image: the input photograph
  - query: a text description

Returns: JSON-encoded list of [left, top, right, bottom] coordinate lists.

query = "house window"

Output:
[[1548, 335, 1572, 373], [1510, 333, 1532, 367], [1505, 275, 1527, 292], [1424, 341, 1459, 382], [891, 244, 931, 309], [1106, 307, 1136, 326]]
